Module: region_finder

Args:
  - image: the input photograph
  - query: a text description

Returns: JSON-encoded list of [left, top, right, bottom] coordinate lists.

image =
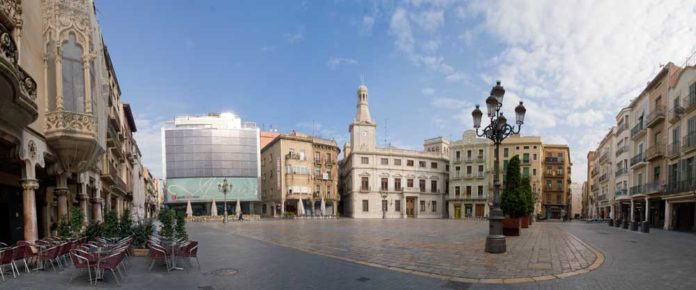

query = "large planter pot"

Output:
[[132, 248, 149, 257], [521, 216, 529, 228], [503, 217, 521, 236], [630, 221, 639, 231], [608, 219, 614, 227], [641, 221, 650, 233], [615, 219, 622, 228]]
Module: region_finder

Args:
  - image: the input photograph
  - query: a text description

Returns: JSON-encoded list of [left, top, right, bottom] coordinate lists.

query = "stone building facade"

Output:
[[0, 0, 153, 244], [340, 85, 449, 219], [260, 131, 340, 217], [448, 130, 490, 218]]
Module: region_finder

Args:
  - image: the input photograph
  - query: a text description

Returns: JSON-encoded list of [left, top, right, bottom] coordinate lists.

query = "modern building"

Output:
[[339, 85, 450, 218], [587, 62, 693, 231], [162, 113, 261, 216], [448, 130, 490, 218], [260, 131, 340, 217], [0, 0, 151, 244]]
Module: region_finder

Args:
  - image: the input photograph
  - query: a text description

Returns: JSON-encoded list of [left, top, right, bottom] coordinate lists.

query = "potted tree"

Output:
[[520, 177, 533, 228], [501, 156, 525, 236], [131, 221, 153, 256]]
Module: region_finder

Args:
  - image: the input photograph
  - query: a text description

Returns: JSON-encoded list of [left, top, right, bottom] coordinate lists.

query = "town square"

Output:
[[1, 0, 696, 289]]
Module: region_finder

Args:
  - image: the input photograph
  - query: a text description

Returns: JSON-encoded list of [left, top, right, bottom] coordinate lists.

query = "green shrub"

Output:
[[158, 209, 175, 240], [102, 210, 120, 238], [175, 212, 188, 241], [57, 216, 71, 238], [69, 206, 84, 237], [131, 221, 152, 248], [85, 221, 103, 241], [119, 209, 133, 237], [501, 155, 526, 218], [520, 176, 534, 216]]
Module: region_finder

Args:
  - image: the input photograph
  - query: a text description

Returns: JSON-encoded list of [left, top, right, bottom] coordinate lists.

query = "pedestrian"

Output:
[[238, 212, 244, 221]]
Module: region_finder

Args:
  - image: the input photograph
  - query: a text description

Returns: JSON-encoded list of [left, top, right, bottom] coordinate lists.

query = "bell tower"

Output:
[[349, 84, 376, 153]]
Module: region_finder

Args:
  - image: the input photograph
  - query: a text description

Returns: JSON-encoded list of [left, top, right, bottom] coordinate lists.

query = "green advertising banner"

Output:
[[165, 177, 259, 203]]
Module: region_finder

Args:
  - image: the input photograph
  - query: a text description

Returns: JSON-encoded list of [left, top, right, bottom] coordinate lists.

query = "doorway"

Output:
[[475, 204, 485, 217], [454, 204, 462, 219], [673, 202, 695, 232], [406, 197, 416, 218]]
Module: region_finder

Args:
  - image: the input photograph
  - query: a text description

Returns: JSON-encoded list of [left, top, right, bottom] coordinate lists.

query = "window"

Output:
[[456, 151, 461, 160], [478, 165, 484, 175], [523, 153, 530, 162], [431, 180, 437, 193], [432, 201, 437, 212], [478, 149, 484, 158], [62, 34, 85, 113], [361, 177, 369, 190], [419, 161, 426, 168], [326, 152, 331, 161], [533, 168, 537, 176], [446, 165, 450, 171], [394, 178, 402, 191], [478, 186, 483, 196], [524, 146, 529, 149], [523, 167, 529, 177], [316, 184, 321, 193], [407, 160, 414, 166], [382, 200, 388, 212], [381, 158, 389, 165], [314, 166, 321, 174], [431, 162, 438, 169], [466, 166, 472, 175], [362, 200, 369, 212], [381, 178, 388, 190], [466, 186, 472, 197], [314, 152, 321, 162], [419, 179, 426, 192], [504, 148, 509, 157], [407, 179, 414, 188], [394, 159, 402, 166], [467, 150, 472, 158], [455, 186, 461, 197], [395, 200, 401, 211], [361, 157, 369, 164], [533, 153, 537, 160], [420, 200, 425, 212], [455, 166, 461, 177]]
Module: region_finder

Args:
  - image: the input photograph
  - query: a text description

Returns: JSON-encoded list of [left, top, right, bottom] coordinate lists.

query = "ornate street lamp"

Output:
[[380, 190, 388, 219], [218, 178, 233, 224], [471, 81, 526, 254]]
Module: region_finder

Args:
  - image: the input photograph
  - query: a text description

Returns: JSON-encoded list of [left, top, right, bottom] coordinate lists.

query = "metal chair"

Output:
[[0, 247, 18, 281]]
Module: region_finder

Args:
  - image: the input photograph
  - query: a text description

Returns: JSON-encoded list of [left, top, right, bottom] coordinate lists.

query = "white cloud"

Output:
[[363, 15, 375, 32], [326, 57, 359, 70], [390, 8, 415, 53], [421, 87, 435, 96], [284, 27, 305, 44], [565, 110, 604, 127], [411, 10, 444, 33]]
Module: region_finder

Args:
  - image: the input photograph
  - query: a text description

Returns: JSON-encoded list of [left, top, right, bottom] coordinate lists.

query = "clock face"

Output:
[[361, 130, 367, 137]]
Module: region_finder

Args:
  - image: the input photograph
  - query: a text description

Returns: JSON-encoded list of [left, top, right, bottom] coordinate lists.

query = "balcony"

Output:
[[615, 167, 627, 177], [615, 189, 627, 197], [545, 186, 564, 192], [591, 167, 599, 177], [645, 105, 665, 128], [475, 172, 485, 179], [545, 156, 564, 164], [668, 105, 684, 124], [101, 158, 127, 194], [643, 182, 663, 194], [463, 157, 475, 163], [684, 94, 696, 114], [683, 132, 696, 154], [629, 184, 644, 196], [545, 171, 564, 178], [590, 184, 599, 192], [359, 186, 371, 193], [45, 111, 100, 172], [615, 144, 628, 156], [0, 23, 39, 137], [599, 151, 610, 164], [325, 159, 334, 166], [314, 158, 322, 164], [630, 152, 646, 168], [597, 194, 606, 201], [285, 152, 306, 161], [630, 122, 646, 140], [521, 158, 531, 166], [598, 173, 608, 183], [615, 122, 629, 136], [665, 179, 696, 196], [645, 145, 664, 160], [476, 156, 486, 163], [668, 142, 681, 159]]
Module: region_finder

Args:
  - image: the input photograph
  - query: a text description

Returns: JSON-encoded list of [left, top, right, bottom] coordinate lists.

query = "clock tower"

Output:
[[349, 84, 376, 153]]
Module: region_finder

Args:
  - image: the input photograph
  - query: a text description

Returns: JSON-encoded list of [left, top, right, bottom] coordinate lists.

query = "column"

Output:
[[333, 201, 338, 216], [645, 197, 650, 223], [55, 174, 69, 218], [280, 199, 285, 215], [79, 182, 89, 226], [21, 179, 39, 242], [664, 201, 671, 230], [105, 192, 112, 213], [93, 185, 103, 223], [402, 196, 406, 219], [609, 204, 614, 219], [630, 199, 634, 222]]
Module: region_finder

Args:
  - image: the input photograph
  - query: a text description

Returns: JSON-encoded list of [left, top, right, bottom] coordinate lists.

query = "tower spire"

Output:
[[355, 83, 373, 124]]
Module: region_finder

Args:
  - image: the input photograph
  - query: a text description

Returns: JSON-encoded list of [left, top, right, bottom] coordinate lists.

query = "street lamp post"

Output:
[[471, 81, 526, 254], [380, 191, 388, 219], [218, 178, 233, 224]]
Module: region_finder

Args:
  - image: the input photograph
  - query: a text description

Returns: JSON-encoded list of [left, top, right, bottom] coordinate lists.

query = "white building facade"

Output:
[[447, 130, 490, 218], [340, 85, 449, 218]]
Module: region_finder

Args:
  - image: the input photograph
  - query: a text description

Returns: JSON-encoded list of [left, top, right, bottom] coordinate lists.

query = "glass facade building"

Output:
[[162, 113, 261, 216]]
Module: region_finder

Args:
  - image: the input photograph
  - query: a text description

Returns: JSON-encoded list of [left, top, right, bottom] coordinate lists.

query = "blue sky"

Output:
[[95, 0, 696, 183]]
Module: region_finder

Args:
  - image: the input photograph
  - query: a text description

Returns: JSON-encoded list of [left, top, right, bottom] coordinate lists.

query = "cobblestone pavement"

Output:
[[202, 219, 599, 281], [3, 220, 696, 289]]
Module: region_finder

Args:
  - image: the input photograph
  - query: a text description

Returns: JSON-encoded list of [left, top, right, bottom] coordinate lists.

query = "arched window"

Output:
[[62, 34, 85, 112]]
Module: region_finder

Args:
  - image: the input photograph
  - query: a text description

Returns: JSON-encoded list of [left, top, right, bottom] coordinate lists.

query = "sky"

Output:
[[95, 0, 696, 184]]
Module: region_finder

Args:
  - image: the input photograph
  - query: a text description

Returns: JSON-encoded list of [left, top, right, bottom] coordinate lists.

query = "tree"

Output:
[[521, 176, 534, 216], [69, 206, 84, 238], [103, 210, 120, 237], [501, 155, 525, 218], [158, 209, 175, 240], [175, 212, 188, 241], [120, 208, 133, 237]]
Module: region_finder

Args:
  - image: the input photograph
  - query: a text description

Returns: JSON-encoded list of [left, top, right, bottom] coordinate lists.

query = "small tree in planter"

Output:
[[102, 210, 120, 238], [119, 209, 133, 237], [158, 209, 176, 240], [501, 156, 525, 236], [69, 206, 85, 237], [520, 177, 533, 228], [85, 221, 103, 241], [175, 212, 188, 241], [57, 216, 72, 238], [131, 221, 153, 256]]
